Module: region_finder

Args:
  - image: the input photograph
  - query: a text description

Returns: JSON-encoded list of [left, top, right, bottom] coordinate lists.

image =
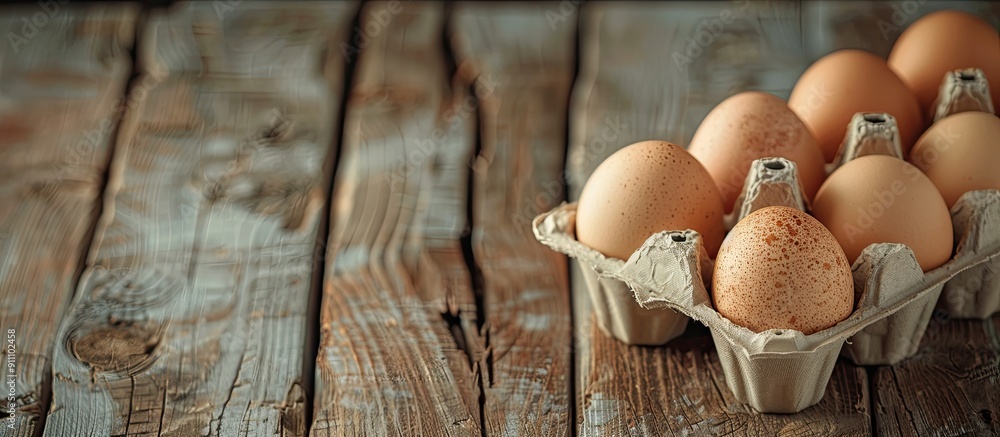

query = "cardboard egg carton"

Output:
[[533, 188, 999, 413], [531, 69, 1000, 412]]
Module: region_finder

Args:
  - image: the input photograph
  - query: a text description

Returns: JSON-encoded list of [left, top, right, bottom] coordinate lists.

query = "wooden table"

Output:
[[1, 2, 998, 436]]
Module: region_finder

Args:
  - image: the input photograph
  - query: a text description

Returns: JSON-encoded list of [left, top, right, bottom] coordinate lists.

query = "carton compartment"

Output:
[[940, 190, 1000, 318], [711, 333, 841, 414], [581, 266, 688, 346]]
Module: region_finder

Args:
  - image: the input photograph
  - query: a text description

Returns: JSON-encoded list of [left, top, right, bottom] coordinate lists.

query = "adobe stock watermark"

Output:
[[546, 0, 583, 31], [841, 125, 960, 243], [6, 0, 69, 54], [790, 83, 834, 123], [5, 328, 15, 430], [876, 0, 928, 41], [341, 0, 407, 62], [510, 116, 628, 229], [383, 73, 501, 190], [673, 0, 751, 72]]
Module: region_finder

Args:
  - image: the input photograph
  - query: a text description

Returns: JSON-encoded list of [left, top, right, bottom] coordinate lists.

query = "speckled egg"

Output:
[[689, 91, 827, 213], [712, 206, 854, 335], [576, 140, 726, 259]]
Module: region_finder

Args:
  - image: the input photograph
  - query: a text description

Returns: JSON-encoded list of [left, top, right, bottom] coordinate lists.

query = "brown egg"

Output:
[[812, 155, 953, 272], [789, 50, 923, 162], [888, 10, 1000, 119], [910, 111, 1000, 208], [712, 206, 854, 335], [576, 140, 726, 259], [689, 91, 827, 213]]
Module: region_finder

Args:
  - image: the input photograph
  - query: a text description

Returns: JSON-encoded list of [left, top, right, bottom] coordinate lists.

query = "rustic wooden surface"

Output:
[[0, 5, 138, 436], [451, 4, 576, 435], [873, 313, 1000, 436], [41, 2, 355, 435], [0, 1, 999, 436], [311, 2, 481, 435]]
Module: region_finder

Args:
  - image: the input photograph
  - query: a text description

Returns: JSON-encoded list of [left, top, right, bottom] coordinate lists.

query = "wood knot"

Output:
[[257, 110, 295, 144], [69, 321, 159, 375]]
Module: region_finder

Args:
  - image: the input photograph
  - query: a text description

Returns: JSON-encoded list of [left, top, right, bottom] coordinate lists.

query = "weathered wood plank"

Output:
[[44, 2, 356, 435], [802, 1, 1000, 59], [0, 5, 137, 436], [451, 3, 576, 435], [310, 2, 482, 435], [873, 314, 1000, 436], [569, 3, 871, 435]]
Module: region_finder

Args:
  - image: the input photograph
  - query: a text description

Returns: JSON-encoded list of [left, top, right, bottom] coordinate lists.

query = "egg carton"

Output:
[[531, 68, 1000, 411], [534, 188, 999, 413]]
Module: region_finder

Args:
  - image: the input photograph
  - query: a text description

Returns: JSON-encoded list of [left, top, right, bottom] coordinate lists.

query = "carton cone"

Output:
[[726, 157, 808, 230], [931, 68, 994, 123]]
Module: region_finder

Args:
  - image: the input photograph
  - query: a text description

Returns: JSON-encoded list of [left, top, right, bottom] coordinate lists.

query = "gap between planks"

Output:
[[310, 2, 482, 435]]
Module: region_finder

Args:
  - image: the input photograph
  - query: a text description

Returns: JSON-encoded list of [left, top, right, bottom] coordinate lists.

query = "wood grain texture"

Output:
[[310, 2, 482, 435], [451, 3, 576, 435], [43, 2, 356, 435], [578, 324, 870, 436], [802, 1, 1000, 59], [873, 314, 1000, 436], [568, 3, 871, 435], [0, 5, 137, 436]]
